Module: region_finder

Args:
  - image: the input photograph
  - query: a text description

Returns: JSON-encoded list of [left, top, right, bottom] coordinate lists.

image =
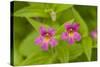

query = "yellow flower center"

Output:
[[69, 32, 73, 37], [44, 33, 51, 43], [69, 28, 74, 37]]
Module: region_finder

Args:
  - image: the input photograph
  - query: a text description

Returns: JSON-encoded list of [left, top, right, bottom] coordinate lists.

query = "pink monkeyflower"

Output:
[[90, 30, 97, 39], [61, 22, 81, 44], [35, 26, 57, 51]]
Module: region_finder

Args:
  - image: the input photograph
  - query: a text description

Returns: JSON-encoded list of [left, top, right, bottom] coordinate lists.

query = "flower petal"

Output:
[[40, 26, 47, 36], [65, 23, 72, 31], [72, 23, 79, 31], [48, 28, 55, 36], [35, 37, 43, 45], [91, 30, 97, 39], [61, 32, 68, 40], [41, 42, 48, 51], [73, 32, 81, 41], [68, 37, 75, 44], [49, 38, 57, 48]]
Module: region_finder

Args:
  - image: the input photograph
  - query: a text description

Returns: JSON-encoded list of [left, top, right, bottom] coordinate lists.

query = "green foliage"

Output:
[[57, 8, 74, 24], [81, 37, 92, 61], [14, 4, 48, 17], [19, 32, 57, 65], [56, 19, 74, 35], [14, 17, 33, 42], [72, 8, 88, 37], [13, 1, 30, 13], [55, 4, 73, 13], [12, 1, 97, 66], [19, 32, 41, 57], [26, 17, 49, 32], [55, 42, 83, 63], [13, 38, 24, 66], [69, 43, 83, 60], [56, 41, 69, 63], [19, 52, 55, 65], [13, 49, 24, 66], [74, 6, 97, 32]]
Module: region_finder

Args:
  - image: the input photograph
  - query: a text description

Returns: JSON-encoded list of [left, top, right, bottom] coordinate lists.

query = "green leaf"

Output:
[[55, 41, 82, 62], [81, 37, 92, 61], [14, 5, 48, 18], [74, 5, 97, 23], [19, 32, 41, 57], [86, 20, 97, 32], [72, 8, 88, 37], [56, 19, 74, 35], [13, 40, 24, 66], [19, 31, 57, 65], [56, 4, 73, 13], [19, 52, 56, 65], [13, 1, 30, 13], [69, 43, 83, 60], [13, 49, 24, 66], [91, 48, 97, 61], [26, 17, 49, 32], [14, 17, 33, 44], [92, 40, 97, 48], [56, 41, 69, 63], [56, 8, 74, 23]]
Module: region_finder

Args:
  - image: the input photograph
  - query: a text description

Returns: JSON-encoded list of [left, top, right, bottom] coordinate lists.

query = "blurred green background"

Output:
[[11, 1, 97, 66]]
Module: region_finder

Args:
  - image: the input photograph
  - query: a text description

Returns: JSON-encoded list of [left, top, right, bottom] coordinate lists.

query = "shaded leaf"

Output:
[[13, 1, 30, 13], [56, 41, 69, 63], [13, 40, 24, 66], [56, 4, 73, 13], [13, 49, 24, 66], [72, 8, 88, 37], [92, 40, 97, 48], [26, 17, 49, 32], [56, 8, 74, 24], [55, 41, 82, 62], [81, 37, 92, 61], [14, 17, 33, 44], [14, 5, 48, 18], [29, 2, 73, 13], [70, 53, 87, 62], [91, 48, 97, 61], [69, 43, 83, 60], [19, 52, 56, 65], [19, 32, 41, 57]]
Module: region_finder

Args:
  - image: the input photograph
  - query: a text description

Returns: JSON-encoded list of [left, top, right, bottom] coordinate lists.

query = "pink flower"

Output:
[[91, 30, 97, 39], [35, 26, 57, 51], [61, 23, 81, 44]]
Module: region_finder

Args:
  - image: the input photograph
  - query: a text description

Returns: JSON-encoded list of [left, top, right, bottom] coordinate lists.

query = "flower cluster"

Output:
[[35, 22, 81, 51]]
